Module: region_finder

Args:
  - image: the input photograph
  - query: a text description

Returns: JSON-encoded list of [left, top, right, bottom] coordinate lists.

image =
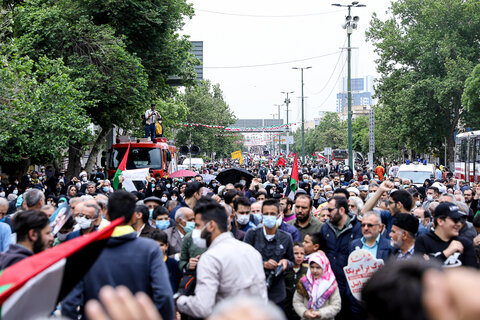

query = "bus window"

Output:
[[455, 139, 467, 162], [109, 147, 162, 170], [476, 138, 480, 164]]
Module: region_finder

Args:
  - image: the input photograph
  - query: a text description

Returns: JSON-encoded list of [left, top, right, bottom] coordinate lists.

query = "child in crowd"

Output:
[[153, 206, 172, 230], [152, 231, 181, 292], [284, 242, 309, 320], [293, 251, 341, 320], [302, 232, 322, 261]]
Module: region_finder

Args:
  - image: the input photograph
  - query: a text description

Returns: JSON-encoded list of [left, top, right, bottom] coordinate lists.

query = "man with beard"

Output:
[[0, 210, 53, 268], [287, 194, 323, 241], [319, 196, 362, 320], [389, 213, 419, 260], [463, 187, 479, 221], [176, 199, 267, 318]]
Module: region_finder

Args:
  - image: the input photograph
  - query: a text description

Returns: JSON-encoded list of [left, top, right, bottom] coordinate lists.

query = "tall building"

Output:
[[336, 75, 375, 114]]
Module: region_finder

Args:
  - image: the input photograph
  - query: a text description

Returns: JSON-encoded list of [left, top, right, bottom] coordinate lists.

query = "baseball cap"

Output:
[[434, 202, 463, 220], [392, 213, 419, 235]]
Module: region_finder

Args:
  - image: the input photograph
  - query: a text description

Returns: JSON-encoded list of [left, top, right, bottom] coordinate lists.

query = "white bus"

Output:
[[454, 130, 480, 183]]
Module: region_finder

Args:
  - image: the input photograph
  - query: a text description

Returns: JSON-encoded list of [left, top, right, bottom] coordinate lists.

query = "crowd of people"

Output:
[[0, 158, 479, 320]]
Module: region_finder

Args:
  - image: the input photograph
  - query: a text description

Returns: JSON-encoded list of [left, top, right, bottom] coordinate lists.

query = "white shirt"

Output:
[[177, 232, 268, 318], [144, 109, 160, 125]]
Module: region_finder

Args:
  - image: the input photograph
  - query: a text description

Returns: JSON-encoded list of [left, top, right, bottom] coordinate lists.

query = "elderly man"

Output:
[[67, 202, 101, 240], [0, 198, 12, 252], [389, 213, 419, 260], [22, 189, 45, 210], [164, 207, 195, 259], [350, 211, 393, 261]]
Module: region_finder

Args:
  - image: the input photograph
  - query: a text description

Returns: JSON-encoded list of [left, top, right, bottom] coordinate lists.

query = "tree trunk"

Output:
[[85, 127, 112, 174], [66, 141, 83, 180]]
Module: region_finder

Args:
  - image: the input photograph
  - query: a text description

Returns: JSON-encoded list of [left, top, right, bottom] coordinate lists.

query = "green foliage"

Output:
[[463, 63, 480, 129], [367, 0, 480, 161], [176, 81, 239, 158], [0, 50, 91, 163], [352, 116, 369, 156], [292, 112, 347, 155]]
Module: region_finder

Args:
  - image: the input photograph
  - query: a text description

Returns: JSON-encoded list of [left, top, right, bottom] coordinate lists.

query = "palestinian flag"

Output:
[[285, 153, 299, 200], [113, 144, 130, 190], [277, 157, 287, 167], [0, 218, 123, 319]]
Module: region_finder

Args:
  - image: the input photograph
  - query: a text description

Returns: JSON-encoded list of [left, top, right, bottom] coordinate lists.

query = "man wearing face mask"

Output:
[[67, 203, 101, 240], [233, 197, 255, 232], [244, 199, 294, 309], [176, 199, 267, 319], [169, 182, 203, 221], [164, 207, 195, 260]]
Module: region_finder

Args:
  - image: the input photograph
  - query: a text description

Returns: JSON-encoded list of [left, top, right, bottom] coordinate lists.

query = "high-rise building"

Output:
[[336, 75, 375, 114]]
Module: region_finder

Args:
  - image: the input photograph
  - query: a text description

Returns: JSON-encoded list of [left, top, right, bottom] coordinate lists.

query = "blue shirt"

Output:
[[0, 222, 11, 252], [360, 234, 381, 257]]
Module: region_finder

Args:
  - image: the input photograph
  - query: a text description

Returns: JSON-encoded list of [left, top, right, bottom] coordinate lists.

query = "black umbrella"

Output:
[[216, 167, 255, 185]]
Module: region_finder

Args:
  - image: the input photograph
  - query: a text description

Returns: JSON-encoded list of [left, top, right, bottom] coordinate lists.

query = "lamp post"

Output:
[[292, 67, 311, 164], [332, 1, 365, 169], [270, 113, 276, 156], [281, 91, 294, 155], [274, 103, 283, 155]]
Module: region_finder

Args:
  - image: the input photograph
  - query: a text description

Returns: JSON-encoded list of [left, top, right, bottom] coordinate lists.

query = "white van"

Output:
[[182, 157, 204, 169], [397, 162, 435, 186]]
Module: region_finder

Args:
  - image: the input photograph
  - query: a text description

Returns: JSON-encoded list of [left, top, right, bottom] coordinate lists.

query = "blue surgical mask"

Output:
[[184, 221, 195, 233], [0, 218, 5, 223], [263, 215, 277, 229], [156, 220, 170, 230], [103, 187, 109, 192], [253, 213, 262, 224]]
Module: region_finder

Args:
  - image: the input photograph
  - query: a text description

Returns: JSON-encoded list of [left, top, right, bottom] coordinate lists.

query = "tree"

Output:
[[176, 81, 239, 159], [367, 0, 480, 162], [0, 49, 91, 177], [352, 116, 369, 156], [463, 63, 480, 129], [9, 0, 198, 175]]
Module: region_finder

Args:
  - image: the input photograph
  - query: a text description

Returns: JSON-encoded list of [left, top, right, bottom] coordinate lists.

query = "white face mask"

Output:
[[236, 214, 250, 225], [75, 216, 92, 230], [166, 184, 171, 189], [82, 177, 88, 182], [161, 197, 168, 202], [239, 179, 246, 186], [12, 189, 18, 195], [56, 232, 70, 242], [171, 196, 177, 201], [192, 228, 207, 249], [415, 200, 421, 207], [75, 183, 81, 189]]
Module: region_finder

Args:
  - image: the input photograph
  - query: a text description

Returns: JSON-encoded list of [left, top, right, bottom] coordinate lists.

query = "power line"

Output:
[[305, 37, 347, 96], [204, 51, 342, 69], [195, 8, 344, 18], [317, 55, 347, 109]]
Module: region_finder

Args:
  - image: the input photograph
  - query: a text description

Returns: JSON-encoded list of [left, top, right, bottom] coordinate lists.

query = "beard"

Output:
[[390, 237, 403, 249], [297, 213, 310, 223], [33, 236, 48, 253]]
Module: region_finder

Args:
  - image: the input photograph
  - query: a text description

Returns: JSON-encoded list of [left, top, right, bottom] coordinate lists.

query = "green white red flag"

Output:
[[0, 218, 123, 319], [113, 144, 130, 190]]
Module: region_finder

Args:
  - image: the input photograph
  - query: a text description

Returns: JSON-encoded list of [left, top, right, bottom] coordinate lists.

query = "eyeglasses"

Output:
[[348, 205, 356, 208], [361, 223, 379, 228], [327, 207, 338, 213]]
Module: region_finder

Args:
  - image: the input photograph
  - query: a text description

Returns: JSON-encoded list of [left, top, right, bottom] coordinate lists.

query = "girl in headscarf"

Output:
[[293, 251, 341, 320]]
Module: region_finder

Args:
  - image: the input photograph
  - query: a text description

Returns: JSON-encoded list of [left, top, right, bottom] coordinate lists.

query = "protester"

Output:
[[0, 210, 53, 269], [288, 194, 323, 240], [176, 199, 268, 318], [293, 251, 341, 320], [62, 190, 174, 320]]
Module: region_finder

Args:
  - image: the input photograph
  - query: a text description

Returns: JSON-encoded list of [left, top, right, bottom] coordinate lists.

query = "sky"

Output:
[[181, 0, 392, 124]]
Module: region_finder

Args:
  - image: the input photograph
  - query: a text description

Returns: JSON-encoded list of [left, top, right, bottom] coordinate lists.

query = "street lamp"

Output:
[[332, 1, 365, 169], [292, 67, 311, 164], [274, 103, 284, 156], [281, 91, 294, 155]]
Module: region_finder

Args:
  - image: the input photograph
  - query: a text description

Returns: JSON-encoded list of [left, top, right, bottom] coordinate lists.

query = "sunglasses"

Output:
[[327, 207, 338, 213], [361, 223, 379, 228]]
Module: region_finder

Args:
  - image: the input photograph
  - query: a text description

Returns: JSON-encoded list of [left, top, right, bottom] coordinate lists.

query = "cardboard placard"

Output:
[[343, 248, 384, 301]]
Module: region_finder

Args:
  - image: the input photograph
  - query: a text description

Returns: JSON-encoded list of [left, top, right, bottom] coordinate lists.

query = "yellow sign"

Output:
[[231, 150, 243, 164]]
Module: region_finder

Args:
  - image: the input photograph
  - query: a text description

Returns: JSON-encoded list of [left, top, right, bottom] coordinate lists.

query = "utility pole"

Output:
[[270, 113, 276, 156], [281, 91, 294, 155], [332, 1, 365, 169], [274, 104, 283, 155], [292, 67, 312, 164]]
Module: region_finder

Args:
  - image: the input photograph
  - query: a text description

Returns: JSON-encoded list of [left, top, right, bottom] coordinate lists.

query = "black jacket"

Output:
[[416, 230, 478, 268], [0, 244, 33, 269], [244, 226, 294, 303]]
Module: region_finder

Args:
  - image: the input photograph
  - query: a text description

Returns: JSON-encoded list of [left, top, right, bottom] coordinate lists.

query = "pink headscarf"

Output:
[[300, 251, 337, 310]]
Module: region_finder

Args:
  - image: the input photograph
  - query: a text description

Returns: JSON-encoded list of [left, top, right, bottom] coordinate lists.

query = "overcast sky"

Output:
[[181, 0, 392, 124]]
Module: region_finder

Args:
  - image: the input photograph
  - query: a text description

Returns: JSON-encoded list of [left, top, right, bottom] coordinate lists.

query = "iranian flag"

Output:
[[0, 218, 123, 319], [285, 153, 299, 200], [113, 144, 131, 190]]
